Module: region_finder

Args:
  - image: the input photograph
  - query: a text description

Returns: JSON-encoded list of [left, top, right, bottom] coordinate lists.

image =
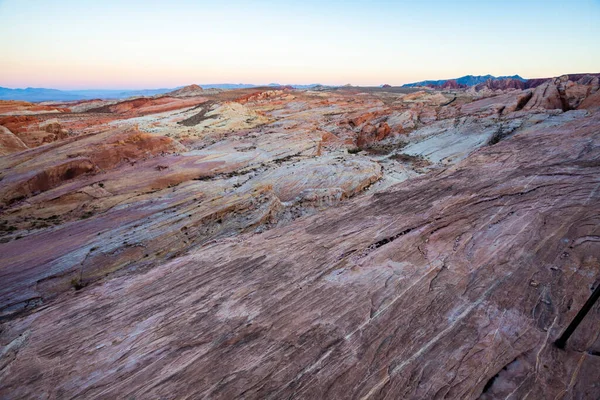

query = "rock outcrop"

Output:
[[578, 89, 600, 110], [357, 122, 392, 148], [460, 90, 533, 116], [0, 126, 28, 156], [86, 96, 205, 116], [167, 84, 204, 97], [523, 81, 564, 111]]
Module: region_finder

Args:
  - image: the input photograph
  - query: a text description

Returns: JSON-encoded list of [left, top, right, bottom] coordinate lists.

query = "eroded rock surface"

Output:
[[1, 76, 599, 398]]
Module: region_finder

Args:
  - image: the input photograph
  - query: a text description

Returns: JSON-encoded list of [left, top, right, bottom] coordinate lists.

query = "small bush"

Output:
[[80, 211, 94, 219], [71, 278, 85, 290]]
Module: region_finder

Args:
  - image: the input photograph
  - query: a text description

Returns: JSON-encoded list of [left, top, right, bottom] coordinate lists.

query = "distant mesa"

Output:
[[382, 84, 392, 88]]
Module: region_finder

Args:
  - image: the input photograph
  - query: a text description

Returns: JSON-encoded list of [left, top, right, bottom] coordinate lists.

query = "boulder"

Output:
[[523, 81, 564, 111]]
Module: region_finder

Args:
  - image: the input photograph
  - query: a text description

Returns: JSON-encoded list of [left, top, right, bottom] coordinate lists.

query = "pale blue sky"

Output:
[[1, 0, 599, 89]]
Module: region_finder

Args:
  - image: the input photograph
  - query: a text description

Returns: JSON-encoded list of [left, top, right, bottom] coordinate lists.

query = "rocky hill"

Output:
[[166, 84, 204, 97]]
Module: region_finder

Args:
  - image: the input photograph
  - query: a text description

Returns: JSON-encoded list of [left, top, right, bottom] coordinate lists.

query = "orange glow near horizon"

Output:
[[1, 0, 599, 90]]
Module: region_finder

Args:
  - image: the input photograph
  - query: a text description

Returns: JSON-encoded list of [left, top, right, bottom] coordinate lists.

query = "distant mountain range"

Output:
[[0, 87, 174, 102], [0, 83, 325, 102], [402, 75, 526, 88], [3, 76, 534, 102]]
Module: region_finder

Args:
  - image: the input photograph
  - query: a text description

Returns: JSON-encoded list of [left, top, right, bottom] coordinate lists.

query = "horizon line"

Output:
[[4, 71, 600, 92]]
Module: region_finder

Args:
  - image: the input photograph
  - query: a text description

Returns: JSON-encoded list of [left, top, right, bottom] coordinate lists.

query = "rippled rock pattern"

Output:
[[1, 76, 599, 398]]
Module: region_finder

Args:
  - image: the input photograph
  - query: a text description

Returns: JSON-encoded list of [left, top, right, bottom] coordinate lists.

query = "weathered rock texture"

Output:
[[1, 75, 599, 399]]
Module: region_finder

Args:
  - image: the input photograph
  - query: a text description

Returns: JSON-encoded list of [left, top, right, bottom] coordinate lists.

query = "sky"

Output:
[[1, 0, 599, 89]]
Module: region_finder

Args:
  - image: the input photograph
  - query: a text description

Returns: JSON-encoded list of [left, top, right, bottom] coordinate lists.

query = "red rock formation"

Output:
[[86, 96, 206, 117], [349, 110, 388, 128], [0, 116, 70, 147], [89, 129, 186, 170], [474, 78, 527, 91], [0, 127, 185, 206], [235, 89, 295, 105], [440, 79, 462, 89], [357, 122, 392, 148], [0, 115, 39, 134], [1, 158, 97, 204]]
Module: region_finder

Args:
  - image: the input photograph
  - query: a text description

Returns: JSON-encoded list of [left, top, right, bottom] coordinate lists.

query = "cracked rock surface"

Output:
[[1, 79, 600, 398]]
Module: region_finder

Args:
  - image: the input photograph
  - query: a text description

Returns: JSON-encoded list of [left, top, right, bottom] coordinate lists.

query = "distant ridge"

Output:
[[0, 87, 86, 102], [0, 87, 174, 102], [0, 83, 329, 102], [402, 74, 526, 88]]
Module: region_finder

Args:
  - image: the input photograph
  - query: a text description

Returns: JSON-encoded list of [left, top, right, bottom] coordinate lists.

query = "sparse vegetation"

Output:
[[70, 278, 85, 290], [391, 153, 432, 168], [80, 211, 94, 219], [0, 223, 18, 232], [487, 126, 512, 146]]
